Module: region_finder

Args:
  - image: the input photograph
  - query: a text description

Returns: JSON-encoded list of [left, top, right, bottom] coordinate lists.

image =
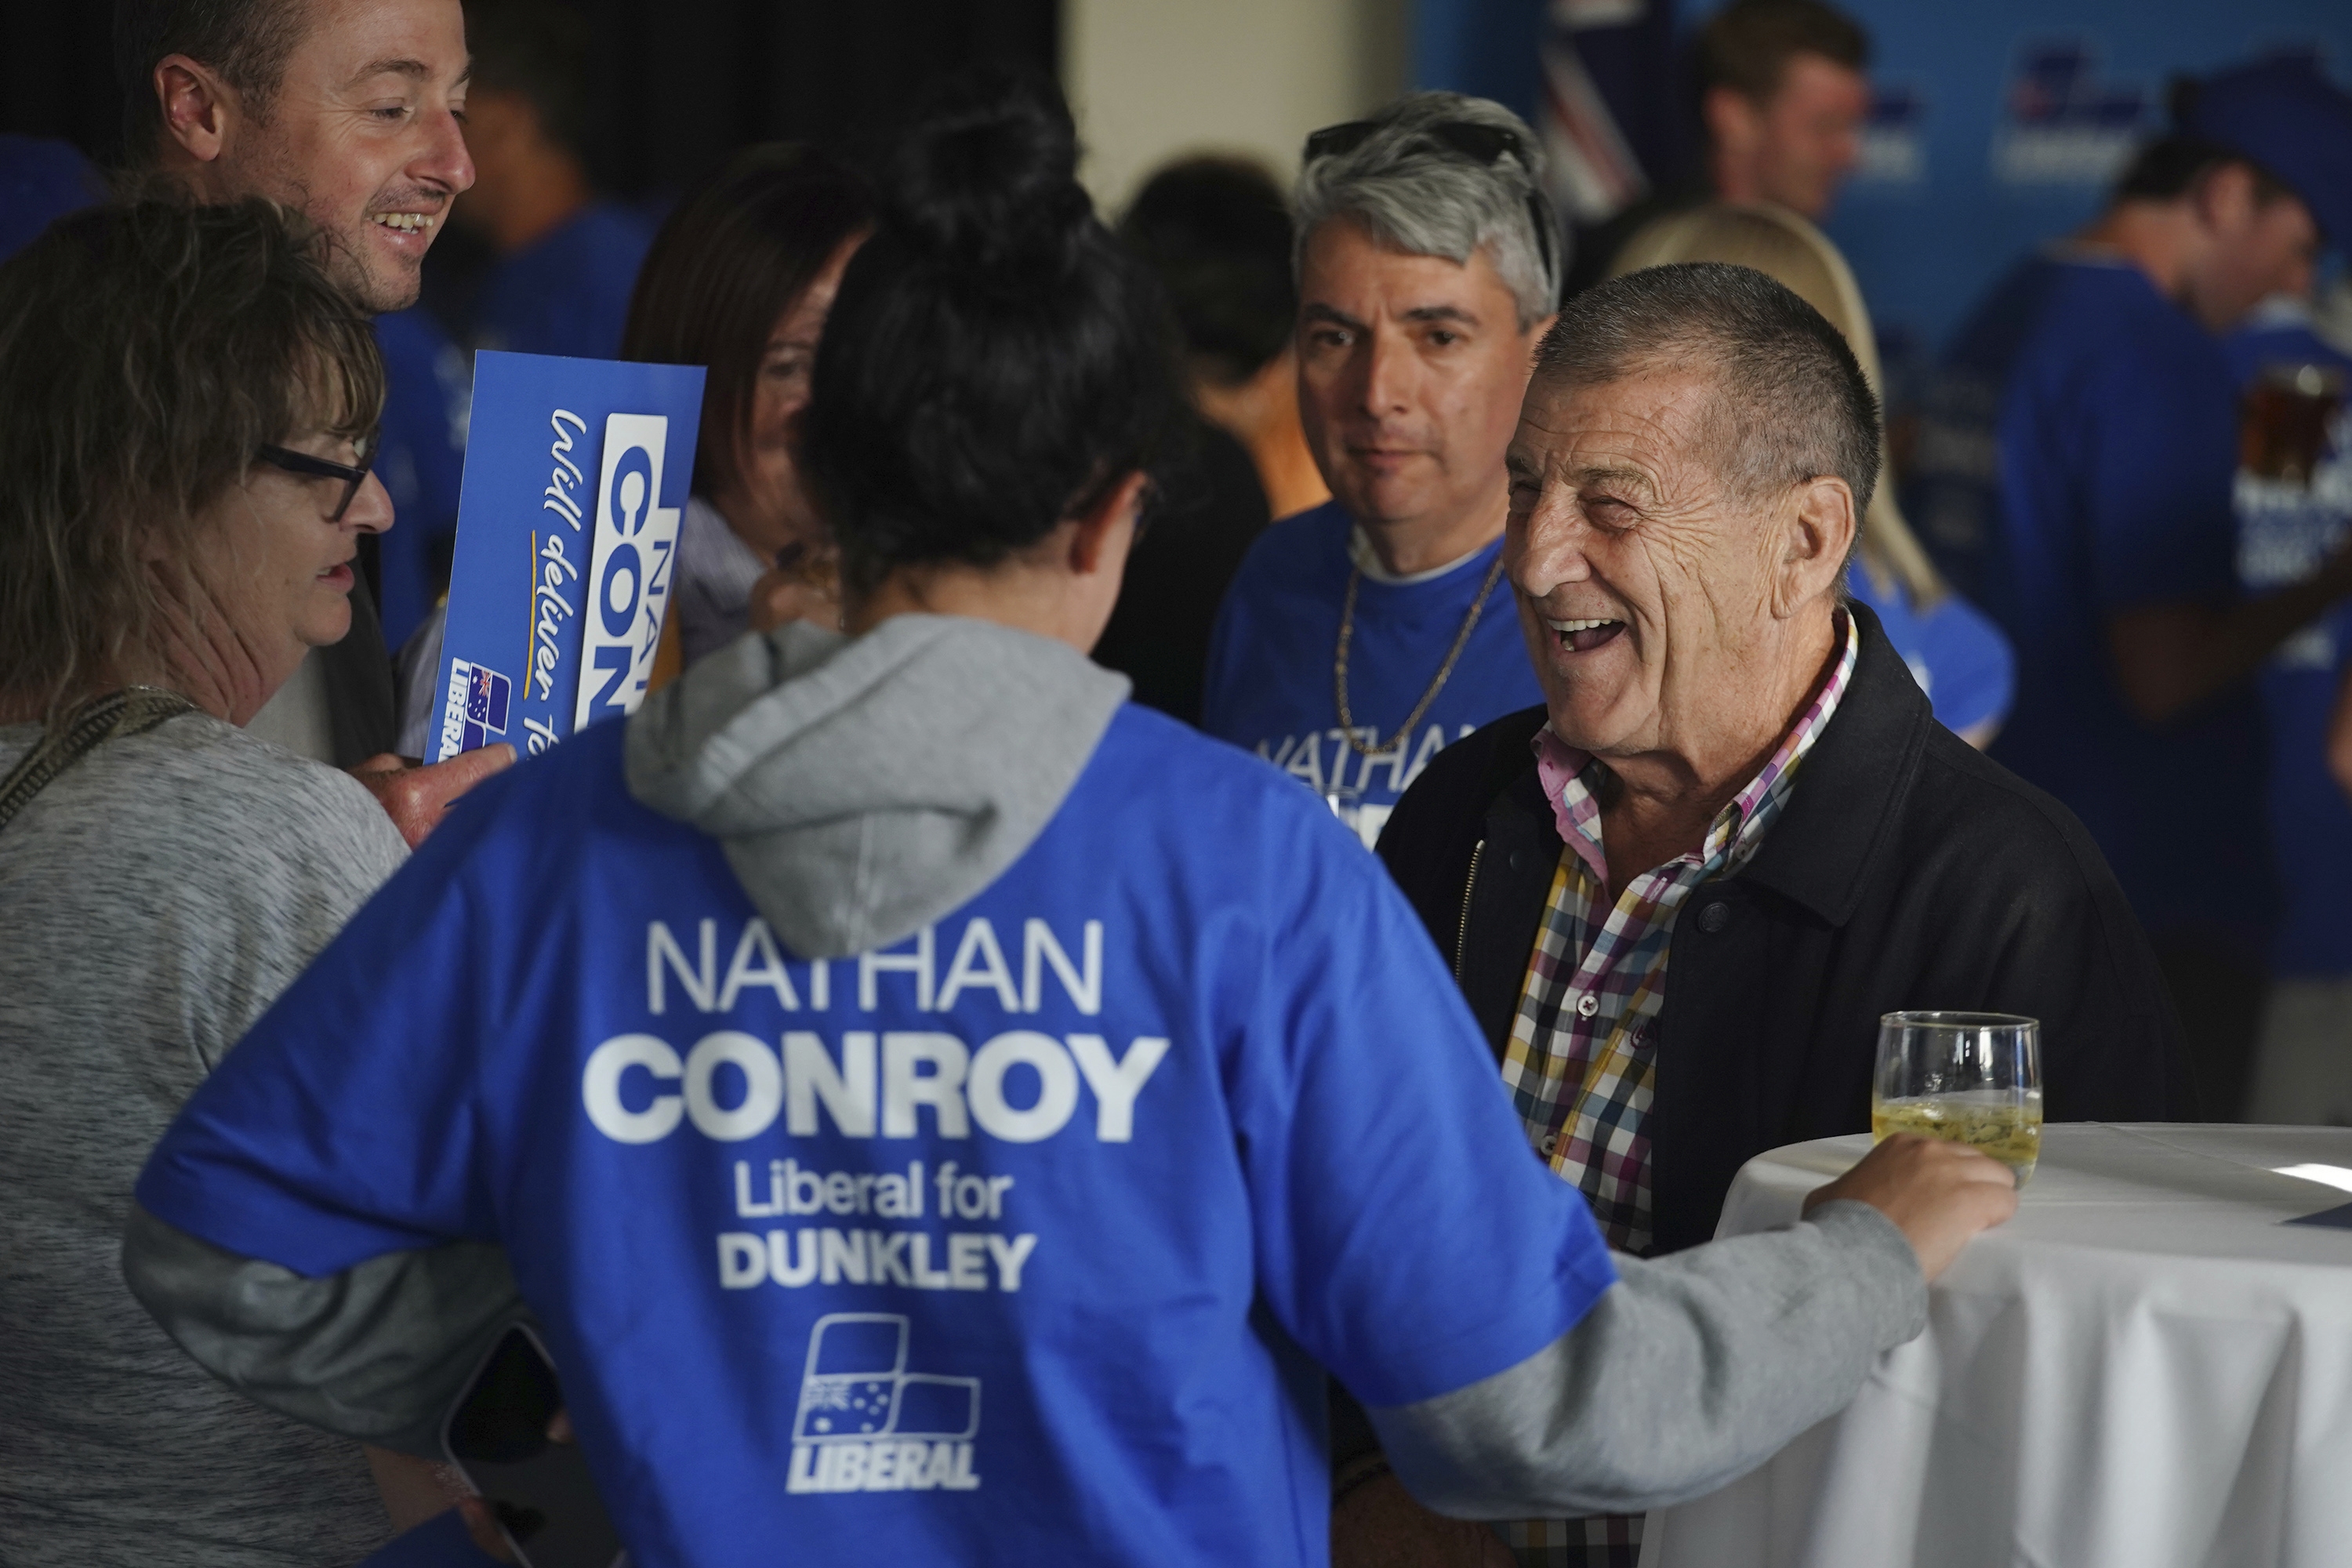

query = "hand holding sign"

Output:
[[432, 353, 705, 768], [350, 746, 516, 848]]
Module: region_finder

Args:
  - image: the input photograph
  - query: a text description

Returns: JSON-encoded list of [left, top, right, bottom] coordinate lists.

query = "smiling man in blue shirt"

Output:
[[1204, 93, 1556, 849]]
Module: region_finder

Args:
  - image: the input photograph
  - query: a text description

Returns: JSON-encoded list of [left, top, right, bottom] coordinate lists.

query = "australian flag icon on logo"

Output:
[[459, 661, 511, 750]]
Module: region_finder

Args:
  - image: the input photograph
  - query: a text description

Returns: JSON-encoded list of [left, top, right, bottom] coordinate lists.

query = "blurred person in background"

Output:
[[1350, 261, 2179, 1568], [118, 71, 2016, 1568], [1568, 0, 1869, 296], [1907, 57, 2352, 1120], [2230, 280, 2352, 1123], [0, 198, 480, 1567], [0, 135, 105, 261], [456, 0, 655, 361], [1093, 157, 1293, 723], [122, 0, 509, 842], [1203, 93, 1556, 848], [1611, 203, 2013, 745], [391, 142, 873, 752], [1120, 156, 1328, 517], [370, 303, 470, 659]]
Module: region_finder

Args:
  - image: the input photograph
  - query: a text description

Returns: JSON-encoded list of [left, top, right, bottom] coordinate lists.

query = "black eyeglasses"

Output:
[[1303, 118, 1558, 289], [256, 441, 375, 522]]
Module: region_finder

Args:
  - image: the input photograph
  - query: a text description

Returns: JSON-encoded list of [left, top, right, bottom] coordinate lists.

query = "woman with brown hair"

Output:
[[0, 199, 464, 1564], [626, 143, 874, 666]]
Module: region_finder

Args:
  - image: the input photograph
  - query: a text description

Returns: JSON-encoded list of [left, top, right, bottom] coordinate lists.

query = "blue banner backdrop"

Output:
[[1415, 0, 2350, 370]]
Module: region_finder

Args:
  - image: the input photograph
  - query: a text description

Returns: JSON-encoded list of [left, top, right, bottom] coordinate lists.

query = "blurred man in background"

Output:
[[1568, 0, 1870, 295], [1202, 93, 1554, 848], [1907, 57, 2352, 1120], [2230, 265, 2352, 1123], [1095, 157, 1298, 724], [456, 0, 655, 360], [121, 0, 509, 840]]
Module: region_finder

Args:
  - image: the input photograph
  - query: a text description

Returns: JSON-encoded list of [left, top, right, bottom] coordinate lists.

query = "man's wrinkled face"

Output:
[[1506, 367, 1790, 757], [1744, 53, 1868, 219], [1295, 216, 1547, 532], [220, 0, 473, 310]]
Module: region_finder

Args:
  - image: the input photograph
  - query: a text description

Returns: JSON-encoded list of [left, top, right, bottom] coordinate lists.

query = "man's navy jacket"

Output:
[[1375, 603, 2193, 1254]]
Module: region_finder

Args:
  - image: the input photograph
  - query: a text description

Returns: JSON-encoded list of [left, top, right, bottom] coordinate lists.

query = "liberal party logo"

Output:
[[787, 1313, 982, 1494], [437, 659, 512, 758], [1991, 40, 2147, 187]]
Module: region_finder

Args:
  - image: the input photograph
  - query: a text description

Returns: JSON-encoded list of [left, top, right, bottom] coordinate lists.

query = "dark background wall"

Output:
[[0, 0, 1061, 197]]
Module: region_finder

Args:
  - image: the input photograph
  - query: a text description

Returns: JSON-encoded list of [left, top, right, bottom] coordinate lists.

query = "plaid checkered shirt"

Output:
[[1495, 612, 1858, 1568]]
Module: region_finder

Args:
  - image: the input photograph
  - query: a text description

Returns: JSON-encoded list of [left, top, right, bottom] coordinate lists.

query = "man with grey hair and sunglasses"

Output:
[[1202, 93, 1557, 849]]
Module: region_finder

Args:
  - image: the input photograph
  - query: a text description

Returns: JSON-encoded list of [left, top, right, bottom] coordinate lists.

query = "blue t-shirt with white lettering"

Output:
[[2227, 305, 2352, 977], [1904, 253, 2272, 946], [1203, 500, 1542, 848], [136, 703, 1616, 1568]]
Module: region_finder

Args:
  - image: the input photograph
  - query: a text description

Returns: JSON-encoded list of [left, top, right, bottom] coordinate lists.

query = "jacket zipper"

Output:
[[1454, 839, 1484, 979]]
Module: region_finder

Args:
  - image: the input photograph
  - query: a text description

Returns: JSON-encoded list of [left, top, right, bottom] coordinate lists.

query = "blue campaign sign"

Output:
[[431, 351, 706, 764]]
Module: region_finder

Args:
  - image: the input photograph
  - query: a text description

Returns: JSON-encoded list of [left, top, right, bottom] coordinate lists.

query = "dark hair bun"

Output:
[[885, 64, 1092, 269], [804, 66, 1182, 597]]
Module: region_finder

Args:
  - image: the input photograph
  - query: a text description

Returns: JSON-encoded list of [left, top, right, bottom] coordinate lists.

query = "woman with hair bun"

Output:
[[126, 70, 2013, 1568]]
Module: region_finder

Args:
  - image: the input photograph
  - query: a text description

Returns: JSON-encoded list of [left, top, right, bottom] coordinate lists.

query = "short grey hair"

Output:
[[1293, 93, 1561, 330], [1536, 262, 1879, 555]]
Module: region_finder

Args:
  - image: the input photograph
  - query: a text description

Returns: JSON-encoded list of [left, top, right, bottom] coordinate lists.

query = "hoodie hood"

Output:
[[626, 615, 1131, 958]]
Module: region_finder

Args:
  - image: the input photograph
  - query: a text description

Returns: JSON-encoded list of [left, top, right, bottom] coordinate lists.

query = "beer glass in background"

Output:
[[2240, 362, 2345, 488], [1873, 1012, 2043, 1184]]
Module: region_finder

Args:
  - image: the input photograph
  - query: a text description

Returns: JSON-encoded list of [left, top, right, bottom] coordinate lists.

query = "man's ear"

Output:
[[1702, 85, 1760, 161], [155, 54, 236, 167], [1069, 470, 1150, 578], [1776, 475, 1857, 617], [2192, 161, 2259, 238]]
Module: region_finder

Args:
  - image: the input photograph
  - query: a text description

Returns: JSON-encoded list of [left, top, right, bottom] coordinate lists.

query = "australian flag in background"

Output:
[[1415, 0, 1689, 288]]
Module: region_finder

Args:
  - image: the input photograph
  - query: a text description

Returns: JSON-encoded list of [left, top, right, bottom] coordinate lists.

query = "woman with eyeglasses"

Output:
[[0, 201, 465, 1564], [125, 74, 2011, 1568]]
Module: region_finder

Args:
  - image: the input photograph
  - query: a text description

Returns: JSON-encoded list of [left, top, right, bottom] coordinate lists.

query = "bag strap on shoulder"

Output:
[[0, 687, 198, 833]]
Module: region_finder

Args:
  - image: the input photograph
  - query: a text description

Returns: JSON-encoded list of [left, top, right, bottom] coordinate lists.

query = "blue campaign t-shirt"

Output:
[[1903, 252, 2272, 945], [2227, 303, 2352, 977], [1203, 500, 1543, 848], [474, 200, 657, 361], [372, 307, 471, 651], [1844, 561, 2015, 738], [136, 704, 1616, 1568]]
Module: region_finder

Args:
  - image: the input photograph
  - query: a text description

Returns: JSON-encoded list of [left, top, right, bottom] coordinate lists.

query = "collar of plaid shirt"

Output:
[[1504, 609, 1860, 1258]]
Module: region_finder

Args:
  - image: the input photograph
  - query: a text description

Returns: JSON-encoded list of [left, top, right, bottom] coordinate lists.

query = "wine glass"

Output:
[[1872, 1011, 2042, 1184]]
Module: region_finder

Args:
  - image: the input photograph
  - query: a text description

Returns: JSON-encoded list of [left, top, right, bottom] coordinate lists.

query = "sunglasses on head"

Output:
[[1304, 118, 1558, 289]]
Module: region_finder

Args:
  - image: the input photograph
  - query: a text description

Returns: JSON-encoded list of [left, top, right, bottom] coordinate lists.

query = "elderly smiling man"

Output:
[[1358, 263, 2190, 1566]]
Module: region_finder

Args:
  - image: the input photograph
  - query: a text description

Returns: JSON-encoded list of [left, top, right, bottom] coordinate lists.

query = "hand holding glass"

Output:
[[1872, 1011, 2042, 1184]]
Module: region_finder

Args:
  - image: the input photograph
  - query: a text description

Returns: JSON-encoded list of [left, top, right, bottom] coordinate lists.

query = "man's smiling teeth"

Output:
[[372, 212, 435, 232], [1545, 618, 1620, 633]]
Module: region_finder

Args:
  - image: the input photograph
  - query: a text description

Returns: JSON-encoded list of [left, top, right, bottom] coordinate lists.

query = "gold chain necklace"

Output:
[[1333, 546, 1509, 759]]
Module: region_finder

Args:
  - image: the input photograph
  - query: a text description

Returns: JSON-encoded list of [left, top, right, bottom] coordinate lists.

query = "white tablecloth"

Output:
[[1641, 1123, 2352, 1568]]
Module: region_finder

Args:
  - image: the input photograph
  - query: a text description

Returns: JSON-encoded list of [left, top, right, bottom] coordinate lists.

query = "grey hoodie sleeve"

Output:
[[121, 1203, 527, 1459], [1370, 1200, 1926, 1519]]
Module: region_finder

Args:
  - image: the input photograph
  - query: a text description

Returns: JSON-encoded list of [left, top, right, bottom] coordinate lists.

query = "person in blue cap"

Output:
[[1906, 56, 2352, 1120]]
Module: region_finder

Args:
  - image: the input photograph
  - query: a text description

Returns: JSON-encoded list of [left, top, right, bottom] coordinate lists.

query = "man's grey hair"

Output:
[[1293, 93, 1561, 330], [1535, 262, 1880, 530]]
